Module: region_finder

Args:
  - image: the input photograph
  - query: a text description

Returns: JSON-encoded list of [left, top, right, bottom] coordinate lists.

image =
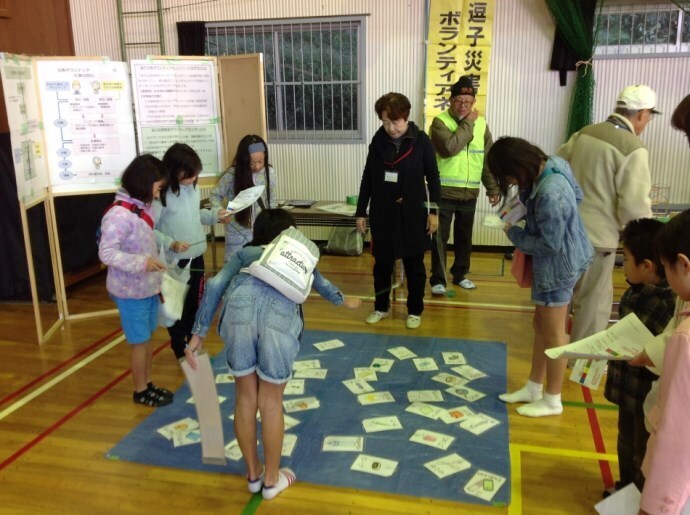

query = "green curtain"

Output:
[[544, 0, 600, 140]]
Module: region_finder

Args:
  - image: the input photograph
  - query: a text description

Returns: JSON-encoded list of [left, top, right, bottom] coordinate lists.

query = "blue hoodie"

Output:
[[507, 156, 593, 293]]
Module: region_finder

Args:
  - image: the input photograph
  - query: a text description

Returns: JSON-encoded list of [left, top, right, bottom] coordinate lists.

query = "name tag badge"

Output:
[[384, 171, 398, 183]]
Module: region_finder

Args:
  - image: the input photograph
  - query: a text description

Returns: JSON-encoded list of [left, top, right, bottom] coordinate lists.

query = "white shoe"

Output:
[[406, 315, 421, 329], [366, 310, 390, 324], [457, 279, 476, 290], [431, 284, 446, 295]]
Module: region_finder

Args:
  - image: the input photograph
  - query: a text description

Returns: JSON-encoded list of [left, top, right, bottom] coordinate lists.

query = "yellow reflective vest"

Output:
[[436, 110, 486, 189]]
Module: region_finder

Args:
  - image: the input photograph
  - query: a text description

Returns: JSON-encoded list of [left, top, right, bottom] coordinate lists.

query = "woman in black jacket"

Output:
[[356, 92, 441, 329]]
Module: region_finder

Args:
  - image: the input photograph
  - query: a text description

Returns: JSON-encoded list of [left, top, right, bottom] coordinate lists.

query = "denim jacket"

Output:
[[507, 156, 593, 293], [192, 245, 344, 337]]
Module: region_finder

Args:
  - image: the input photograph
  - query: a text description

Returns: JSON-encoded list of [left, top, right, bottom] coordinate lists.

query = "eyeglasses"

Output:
[[451, 98, 474, 107]]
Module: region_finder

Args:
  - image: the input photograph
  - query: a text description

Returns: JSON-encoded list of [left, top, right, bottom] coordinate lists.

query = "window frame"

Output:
[[595, 2, 690, 58], [206, 16, 366, 144]]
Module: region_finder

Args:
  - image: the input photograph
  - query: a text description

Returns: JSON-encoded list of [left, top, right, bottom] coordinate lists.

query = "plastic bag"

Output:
[[158, 246, 191, 327], [325, 226, 363, 256]]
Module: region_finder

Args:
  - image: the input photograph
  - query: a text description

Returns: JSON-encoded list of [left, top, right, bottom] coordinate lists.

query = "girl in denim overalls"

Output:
[[185, 209, 360, 499], [487, 137, 593, 417]]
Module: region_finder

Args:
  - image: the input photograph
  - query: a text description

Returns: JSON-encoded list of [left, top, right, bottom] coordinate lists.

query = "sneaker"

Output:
[[431, 284, 446, 295], [366, 310, 390, 324], [406, 315, 421, 329], [456, 278, 477, 290]]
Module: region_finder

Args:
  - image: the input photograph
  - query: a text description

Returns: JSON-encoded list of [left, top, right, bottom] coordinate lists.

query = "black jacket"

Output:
[[356, 122, 441, 260]]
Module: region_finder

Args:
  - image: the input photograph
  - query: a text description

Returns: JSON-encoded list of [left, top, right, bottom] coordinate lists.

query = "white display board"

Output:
[[0, 52, 49, 202], [33, 58, 137, 193], [131, 57, 223, 175]]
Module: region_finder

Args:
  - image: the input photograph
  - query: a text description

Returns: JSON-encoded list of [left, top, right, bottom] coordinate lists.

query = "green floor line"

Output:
[[563, 400, 618, 411], [241, 492, 262, 515]]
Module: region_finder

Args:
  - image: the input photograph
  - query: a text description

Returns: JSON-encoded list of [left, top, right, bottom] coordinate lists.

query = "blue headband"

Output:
[[248, 142, 266, 154]]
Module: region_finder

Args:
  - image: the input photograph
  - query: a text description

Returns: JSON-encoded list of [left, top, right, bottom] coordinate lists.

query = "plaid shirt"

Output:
[[604, 280, 676, 413]]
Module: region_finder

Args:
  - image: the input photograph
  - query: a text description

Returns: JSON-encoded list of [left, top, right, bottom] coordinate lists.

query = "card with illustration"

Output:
[[413, 357, 439, 371], [362, 415, 403, 433], [284, 414, 300, 430], [353, 367, 378, 382], [438, 405, 476, 424], [293, 368, 328, 379], [442, 351, 467, 365], [350, 454, 398, 477], [172, 429, 201, 447], [445, 385, 486, 402], [407, 390, 444, 403], [405, 402, 444, 420], [452, 364, 488, 381], [342, 378, 375, 395], [387, 346, 417, 360], [313, 339, 345, 351], [282, 434, 297, 457], [424, 453, 472, 479], [409, 429, 455, 450], [214, 373, 235, 384], [357, 391, 395, 405], [370, 358, 395, 373], [284, 379, 305, 396], [157, 417, 199, 440], [186, 395, 226, 405], [322, 436, 364, 452], [293, 359, 321, 370], [224, 439, 243, 461], [283, 396, 320, 413], [460, 413, 501, 435], [431, 372, 468, 387], [463, 470, 507, 501]]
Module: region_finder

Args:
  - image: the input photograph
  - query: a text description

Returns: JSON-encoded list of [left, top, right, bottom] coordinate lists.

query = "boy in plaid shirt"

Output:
[[604, 218, 676, 495]]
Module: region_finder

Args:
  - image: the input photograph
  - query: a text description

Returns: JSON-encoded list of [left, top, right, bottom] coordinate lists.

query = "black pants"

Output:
[[168, 255, 205, 358], [373, 253, 425, 316], [616, 407, 649, 491], [430, 197, 477, 286]]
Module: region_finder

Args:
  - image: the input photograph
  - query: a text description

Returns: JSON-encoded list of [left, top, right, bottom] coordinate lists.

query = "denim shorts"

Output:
[[218, 275, 303, 384], [531, 283, 575, 307], [111, 294, 159, 344]]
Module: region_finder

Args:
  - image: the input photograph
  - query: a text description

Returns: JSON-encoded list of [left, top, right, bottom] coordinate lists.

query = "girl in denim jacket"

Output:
[[487, 137, 593, 417]]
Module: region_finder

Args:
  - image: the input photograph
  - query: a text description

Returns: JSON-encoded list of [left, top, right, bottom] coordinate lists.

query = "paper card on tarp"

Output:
[[180, 353, 226, 466]]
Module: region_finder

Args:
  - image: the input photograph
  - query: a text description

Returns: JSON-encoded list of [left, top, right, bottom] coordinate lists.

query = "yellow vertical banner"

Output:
[[424, 0, 495, 132]]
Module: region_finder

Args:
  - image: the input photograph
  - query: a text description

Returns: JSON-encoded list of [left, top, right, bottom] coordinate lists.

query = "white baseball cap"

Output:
[[617, 84, 661, 114]]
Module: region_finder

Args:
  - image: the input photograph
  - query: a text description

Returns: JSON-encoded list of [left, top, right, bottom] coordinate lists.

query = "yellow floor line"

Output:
[[513, 443, 617, 462], [509, 446, 522, 515], [0, 335, 125, 421]]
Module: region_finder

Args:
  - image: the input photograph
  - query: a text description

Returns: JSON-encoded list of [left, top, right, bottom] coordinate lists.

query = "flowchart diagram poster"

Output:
[[34, 59, 137, 191], [131, 58, 222, 175], [0, 53, 49, 202]]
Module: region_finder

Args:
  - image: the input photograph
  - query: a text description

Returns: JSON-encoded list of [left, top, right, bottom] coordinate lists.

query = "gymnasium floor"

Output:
[[0, 247, 624, 514]]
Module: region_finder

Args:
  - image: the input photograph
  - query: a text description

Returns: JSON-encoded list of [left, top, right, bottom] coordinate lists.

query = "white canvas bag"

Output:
[[158, 245, 191, 327], [247, 227, 319, 303]]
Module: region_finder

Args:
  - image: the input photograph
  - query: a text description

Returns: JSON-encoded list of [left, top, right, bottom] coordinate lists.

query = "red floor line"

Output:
[[0, 340, 169, 471], [582, 386, 615, 488], [0, 328, 123, 408]]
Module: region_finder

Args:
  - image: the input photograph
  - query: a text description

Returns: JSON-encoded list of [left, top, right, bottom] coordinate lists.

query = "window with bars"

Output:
[[595, 3, 690, 56], [206, 18, 364, 143]]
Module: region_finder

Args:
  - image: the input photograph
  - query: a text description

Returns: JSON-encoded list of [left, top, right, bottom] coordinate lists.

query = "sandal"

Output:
[[147, 382, 174, 399], [133, 387, 173, 407]]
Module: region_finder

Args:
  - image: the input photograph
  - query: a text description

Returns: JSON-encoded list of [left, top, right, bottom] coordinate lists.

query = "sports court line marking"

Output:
[[0, 328, 123, 408], [508, 443, 617, 515], [562, 400, 617, 411], [581, 386, 614, 489], [0, 335, 126, 422], [0, 340, 170, 471]]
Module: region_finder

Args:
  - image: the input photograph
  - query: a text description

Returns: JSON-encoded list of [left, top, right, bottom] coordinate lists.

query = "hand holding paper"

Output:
[[225, 185, 265, 214]]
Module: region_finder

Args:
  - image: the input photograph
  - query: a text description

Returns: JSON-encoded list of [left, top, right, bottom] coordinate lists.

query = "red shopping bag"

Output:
[[510, 249, 533, 288]]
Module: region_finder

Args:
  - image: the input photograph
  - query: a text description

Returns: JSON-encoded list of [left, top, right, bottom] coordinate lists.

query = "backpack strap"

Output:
[[104, 200, 154, 229]]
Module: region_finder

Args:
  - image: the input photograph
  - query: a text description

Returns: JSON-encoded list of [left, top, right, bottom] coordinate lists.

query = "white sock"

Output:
[[498, 380, 543, 404], [516, 392, 563, 417]]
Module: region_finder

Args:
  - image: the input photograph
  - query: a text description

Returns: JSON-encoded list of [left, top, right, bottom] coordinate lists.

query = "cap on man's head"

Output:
[[617, 84, 661, 114], [450, 76, 476, 98]]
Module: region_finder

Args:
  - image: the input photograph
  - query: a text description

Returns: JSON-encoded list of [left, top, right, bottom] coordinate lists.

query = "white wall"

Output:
[[69, 0, 690, 245]]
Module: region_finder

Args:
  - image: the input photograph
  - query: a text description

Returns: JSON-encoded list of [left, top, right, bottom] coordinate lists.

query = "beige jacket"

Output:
[[557, 113, 652, 251]]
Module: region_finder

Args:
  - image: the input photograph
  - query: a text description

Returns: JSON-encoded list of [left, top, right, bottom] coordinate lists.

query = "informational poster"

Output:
[[424, 0, 495, 129], [131, 57, 223, 175], [34, 58, 137, 191], [0, 53, 49, 202]]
